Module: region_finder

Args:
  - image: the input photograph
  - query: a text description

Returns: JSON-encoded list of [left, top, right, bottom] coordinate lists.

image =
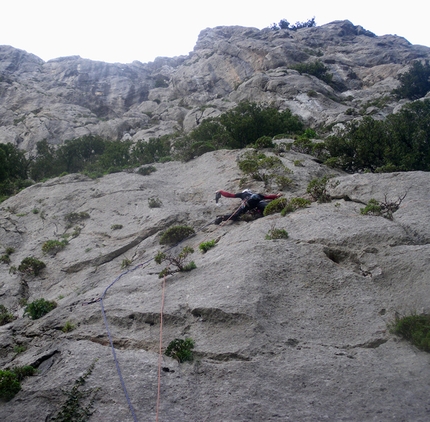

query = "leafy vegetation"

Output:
[[290, 61, 333, 85], [306, 176, 332, 203], [137, 165, 157, 176], [0, 366, 36, 400], [0, 304, 15, 326], [237, 150, 292, 188], [42, 239, 69, 255], [155, 246, 196, 278], [265, 226, 289, 240], [198, 239, 217, 253], [263, 197, 288, 216], [270, 17, 316, 31], [0, 143, 32, 201], [64, 212, 90, 228], [391, 314, 430, 352], [24, 298, 57, 320], [324, 99, 430, 172], [165, 338, 195, 362], [148, 196, 163, 208], [18, 257, 46, 276], [62, 321, 76, 333], [281, 197, 312, 215], [159, 225, 195, 245], [263, 196, 311, 216], [392, 60, 430, 100], [360, 194, 406, 220], [52, 360, 100, 421], [178, 101, 304, 160]]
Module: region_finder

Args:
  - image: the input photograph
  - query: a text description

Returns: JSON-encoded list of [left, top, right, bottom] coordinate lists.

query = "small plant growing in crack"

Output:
[[360, 193, 407, 220], [51, 359, 100, 421], [62, 321, 75, 333], [18, 257, 46, 276], [198, 239, 217, 253], [155, 246, 196, 278], [265, 224, 289, 240], [391, 313, 430, 352], [121, 257, 132, 269], [165, 338, 195, 363]]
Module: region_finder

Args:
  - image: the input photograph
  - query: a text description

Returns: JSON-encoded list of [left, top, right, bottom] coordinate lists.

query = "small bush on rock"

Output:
[[24, 298, 57, 320], [18, 257, 46, 276], [281, 197, 312, 215], [159, 225, 195, 245], [263, 197, 288, 216], [306, 176, 331, 203], [265, 226, 289, 240], [165, 338, 195, 362], [0, 304, 15, 326], [199, 239, 217, 253], [137, 165, 157, 175], [155, 246, 196, 278], [42, 239, 68, 255], [0, 365, 36, 400], [392, 314, 430, 352], [148, 196, 163, 208]]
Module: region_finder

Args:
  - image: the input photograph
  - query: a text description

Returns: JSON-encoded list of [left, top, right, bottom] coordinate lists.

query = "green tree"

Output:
[[96, 140, 132, 172], [131, 136, 172, 165], [393, 60, 430, 100], [324, 99, 430, 172]]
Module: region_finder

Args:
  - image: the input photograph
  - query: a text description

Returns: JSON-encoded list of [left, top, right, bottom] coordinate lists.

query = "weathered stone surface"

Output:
[[1, 20, 430, 152], [0, 149, 429, 421]]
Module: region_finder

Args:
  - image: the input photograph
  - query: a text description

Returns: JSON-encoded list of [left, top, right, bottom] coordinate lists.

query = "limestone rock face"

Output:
[[1, 20, 430, 152], [0, 148, 429, 421]]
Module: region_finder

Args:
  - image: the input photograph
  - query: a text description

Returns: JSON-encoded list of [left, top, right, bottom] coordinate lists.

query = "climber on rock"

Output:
[[214, 189, 282, 224]]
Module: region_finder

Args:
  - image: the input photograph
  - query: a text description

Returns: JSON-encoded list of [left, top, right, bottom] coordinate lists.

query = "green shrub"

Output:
[[0, 254, 11, 264], [360, 194, 406, 220], [13, 345, 26, 354], [0, 370, 21, 400], [0, 304, 14, 326], [159, 225, 195, 245], [290, 61, 333, 84], [165, 338, 195, 363], [148, 196, 163, 208], [252, 136, 274, 149], [5, 247, 15, 255], [65, 211, 90, 227], [393, 60, 430, 100], [198, 239, 217, 253], [238, 151, 287, 187], [274, 175, 293, 189], [360, 199, 382, 216], [42, 239, 68, 254], [265, 227, 289, 240], [281, 197, 312, 215], [24, 298, 57, 320], [263, 197, 288, 216], [137, 165, 157, 176], [121, 258, 132, 269], [111, 224, 123, 230], [182, 101, 304, 155], [62, 321, 75, 333], [324, 100, 430, 172], [392, 314, 430, 352], [306, 176, 331, 203], [52, 360, 99, 421], [11, 365, 36, 381], [18, 257, 46, 276], [155, 246, 196, 278], [0, 366, 36, 400]]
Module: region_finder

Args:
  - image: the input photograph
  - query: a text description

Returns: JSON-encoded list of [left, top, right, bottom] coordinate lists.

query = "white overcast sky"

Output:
[[1, 0, 429, 64]]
